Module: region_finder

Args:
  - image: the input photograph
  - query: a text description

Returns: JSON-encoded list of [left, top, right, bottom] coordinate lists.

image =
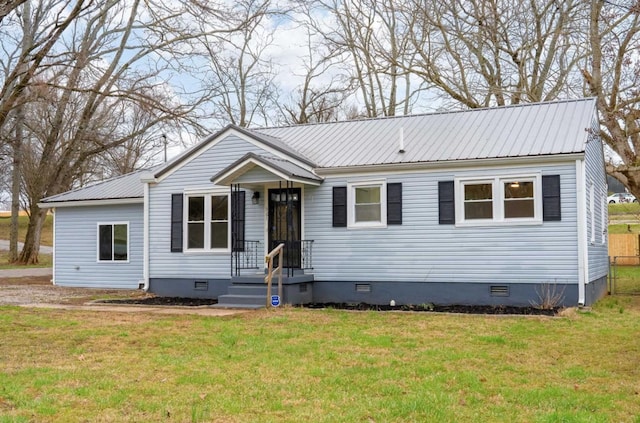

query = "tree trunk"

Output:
[[8, 110, 21, 262], [18, 204, 45, 264]]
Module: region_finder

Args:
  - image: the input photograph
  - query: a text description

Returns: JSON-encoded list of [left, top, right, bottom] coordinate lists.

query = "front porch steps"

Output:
[[213, 285, 278, 309], [213, 273, 314, 309]]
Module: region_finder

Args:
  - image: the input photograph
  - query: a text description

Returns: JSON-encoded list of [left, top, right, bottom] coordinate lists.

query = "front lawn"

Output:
[[1, 299, 639, 422]]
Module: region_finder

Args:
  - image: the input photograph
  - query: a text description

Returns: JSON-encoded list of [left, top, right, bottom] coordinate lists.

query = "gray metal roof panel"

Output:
[[41, 169, 147, 203], [210, 153, 322, 185], [153, 124, 316, 179], [255, 98, 596, 168]]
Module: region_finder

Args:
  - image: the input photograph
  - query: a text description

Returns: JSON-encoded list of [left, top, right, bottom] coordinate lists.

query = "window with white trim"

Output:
[[347, 180, 387, 228], [97, 222, 128, 262], [456, 175, 542, 225], [186, 193, 230, 251]]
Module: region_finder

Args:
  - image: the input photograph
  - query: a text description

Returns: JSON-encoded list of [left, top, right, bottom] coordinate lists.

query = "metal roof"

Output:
[[41, 99, 596, 204], [153, 124, 315, 179], [40, 169, 147, 204], [255, 98, 597, 168], [211, 153, 323, 186]]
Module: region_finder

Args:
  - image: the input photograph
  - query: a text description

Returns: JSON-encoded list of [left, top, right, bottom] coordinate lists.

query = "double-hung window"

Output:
[[347, 180, 387, 228], [456, 174, 542, 225], [186, 193, 230, 251], [97, 222, 128, 262]]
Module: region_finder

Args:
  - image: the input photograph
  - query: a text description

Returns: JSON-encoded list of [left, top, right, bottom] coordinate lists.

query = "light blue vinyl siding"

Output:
[[234, 167, 281, 184], [148, 135, 269, 278], [54, 203, 143, 288], [584, 118, 609, 283], [305, 163, 580, 285]]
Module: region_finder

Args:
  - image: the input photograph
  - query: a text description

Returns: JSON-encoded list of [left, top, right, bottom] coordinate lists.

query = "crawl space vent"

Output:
[[355, 283, 371, 293], [194, 280, 208, 291], [490, 285, 509, 297], [299, 283, 308, 293]]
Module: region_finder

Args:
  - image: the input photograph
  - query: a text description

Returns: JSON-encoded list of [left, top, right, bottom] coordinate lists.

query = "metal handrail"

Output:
[[265, 243, 285, 307]]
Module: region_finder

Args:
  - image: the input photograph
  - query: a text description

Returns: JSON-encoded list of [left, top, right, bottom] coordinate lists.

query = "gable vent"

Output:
[[194, 280, 208, 291], [490, 285, 509, 297], [355, 283, 371, 293]]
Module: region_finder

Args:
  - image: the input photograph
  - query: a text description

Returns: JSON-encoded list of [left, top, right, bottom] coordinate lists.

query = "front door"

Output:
[[268, 188, 301, 268]]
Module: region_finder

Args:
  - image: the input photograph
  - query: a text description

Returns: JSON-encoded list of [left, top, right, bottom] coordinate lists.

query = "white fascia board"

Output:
[[215, 157, 322, 186], [314, 153, 585, 177], [38, 197, 143, 208], [155, 128, 315, 183]]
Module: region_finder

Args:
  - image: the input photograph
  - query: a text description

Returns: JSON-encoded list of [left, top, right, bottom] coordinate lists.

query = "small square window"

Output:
[[347, 181, 387, 228], [503, 181, 534, 218], [464, 183, 493, 220], [97, 223, 128, 262]]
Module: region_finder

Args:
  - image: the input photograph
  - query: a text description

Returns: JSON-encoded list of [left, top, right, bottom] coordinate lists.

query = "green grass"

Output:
[[608, 202, 640, 217], [609, 265, 640, 295], [0, 301, 639, 422], [0, 214, 53, 247], [0, 250, 52, 269]]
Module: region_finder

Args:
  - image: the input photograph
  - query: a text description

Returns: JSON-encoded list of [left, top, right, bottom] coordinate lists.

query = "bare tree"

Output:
[[0, 0, 91, 139], [12, 0, 232, 263], [304, 0, 423, 117], [405, 0, 588, 108], [583, 0, 640, 198], [276, 23, 354, 124], [199, 0, 281, 127], [0, 0, 26, 23]]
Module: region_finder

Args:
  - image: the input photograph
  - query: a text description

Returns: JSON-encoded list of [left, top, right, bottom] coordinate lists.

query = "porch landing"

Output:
[[213, 273, 314, 309]]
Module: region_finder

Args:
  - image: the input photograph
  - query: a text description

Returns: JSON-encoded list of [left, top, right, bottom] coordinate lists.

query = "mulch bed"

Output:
[[303, 302, 560, 316], [100, 297, 559, 315], [99, 297, 218, 307]]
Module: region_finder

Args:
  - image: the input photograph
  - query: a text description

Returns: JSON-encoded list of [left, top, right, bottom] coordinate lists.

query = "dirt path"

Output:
[[0, 276, 249, 316]]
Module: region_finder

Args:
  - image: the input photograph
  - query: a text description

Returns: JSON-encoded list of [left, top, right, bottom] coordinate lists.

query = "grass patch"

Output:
[[608, 223, 640, 234], [0, 301, 639, 422], [0, 214, 53, 247], [0, 250, 52, 269], [608, 202, 640, 217], [609, 265, 640, 295]]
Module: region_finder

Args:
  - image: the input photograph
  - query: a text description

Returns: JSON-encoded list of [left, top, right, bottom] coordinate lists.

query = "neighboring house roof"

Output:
[[40, 168, 149, 206], [255, 98, 597, 169], [211, 153, 323, 186]]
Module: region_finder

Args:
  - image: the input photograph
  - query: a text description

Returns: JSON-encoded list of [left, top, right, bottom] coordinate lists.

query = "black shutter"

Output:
[[438, 181, 455, 224], [232, 191, 246, 251], [542, 175, 561, 221], [333, 186, 347, 227], [170, 193, 183, 252], [387, 183, 402, 225]]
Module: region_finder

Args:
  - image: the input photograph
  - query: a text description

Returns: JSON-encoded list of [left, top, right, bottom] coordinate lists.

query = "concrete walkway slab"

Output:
[[18, 303, 252, 316]]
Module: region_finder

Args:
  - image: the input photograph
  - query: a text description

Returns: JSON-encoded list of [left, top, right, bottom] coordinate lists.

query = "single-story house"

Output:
[[40, 98, 608, 308]]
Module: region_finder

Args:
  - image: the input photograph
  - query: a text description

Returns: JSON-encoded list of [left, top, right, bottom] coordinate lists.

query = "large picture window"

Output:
[[186, 193, 230, 251], [347, 180, 387, 228], [456, 175, 541, 225], [98, 223, 128, 262]]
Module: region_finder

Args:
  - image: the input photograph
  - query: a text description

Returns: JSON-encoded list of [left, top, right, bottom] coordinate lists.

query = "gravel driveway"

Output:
[[0, 275, 144, 306]]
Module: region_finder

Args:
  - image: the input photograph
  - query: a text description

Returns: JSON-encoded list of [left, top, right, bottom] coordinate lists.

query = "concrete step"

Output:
[[212, 303, 264, 310], [227, 285, 278, 296], [217, 293, 267, 307]]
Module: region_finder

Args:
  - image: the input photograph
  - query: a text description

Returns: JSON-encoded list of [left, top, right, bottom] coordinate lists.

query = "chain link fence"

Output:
[[609, 256, 640, 295]]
